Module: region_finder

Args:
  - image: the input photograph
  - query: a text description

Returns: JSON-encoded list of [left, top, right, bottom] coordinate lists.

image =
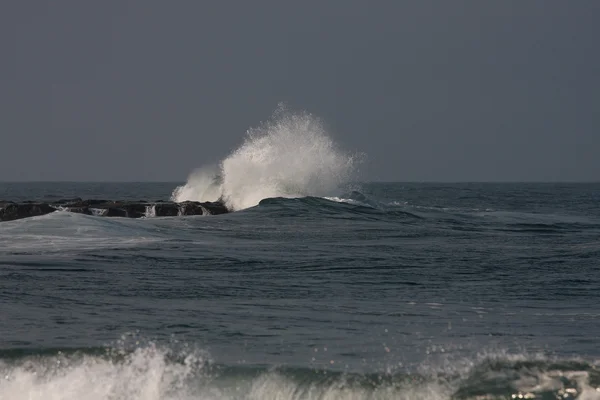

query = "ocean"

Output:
[[0, 108, 599, 399], [0, 181, 599, 400]]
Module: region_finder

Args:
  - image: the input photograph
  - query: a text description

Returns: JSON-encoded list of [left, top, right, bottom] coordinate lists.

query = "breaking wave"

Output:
[[172, 104, 361, 211], [1, 345, 599, 400]]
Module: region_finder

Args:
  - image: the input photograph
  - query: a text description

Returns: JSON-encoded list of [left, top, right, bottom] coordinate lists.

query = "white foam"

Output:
[[172, 104, 361, 211], [0, 348, 451, 400], [247, 372, 451, 400], [1, 347, 599, 400], [90, 208, 108, 217], [171, 165, 222, 205], [144, 205, 156, 218], [324, 196, 370, 207], [0, 347, 205, 400], [0, 212, 160, 253]]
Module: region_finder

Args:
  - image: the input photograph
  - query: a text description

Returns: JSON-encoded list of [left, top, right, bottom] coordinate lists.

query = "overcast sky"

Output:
[[1, 1, 598, 182]]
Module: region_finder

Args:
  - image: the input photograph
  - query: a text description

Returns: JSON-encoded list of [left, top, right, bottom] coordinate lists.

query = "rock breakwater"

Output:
[[0, 198, 229, 222]]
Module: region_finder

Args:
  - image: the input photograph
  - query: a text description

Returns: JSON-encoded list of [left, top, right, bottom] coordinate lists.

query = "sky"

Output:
[[1, 1, 598, 182]]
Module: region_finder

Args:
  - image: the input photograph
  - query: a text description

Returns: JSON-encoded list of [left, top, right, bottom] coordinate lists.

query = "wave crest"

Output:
[[2, 345, 600, 400], [0, 345, 207, 400]]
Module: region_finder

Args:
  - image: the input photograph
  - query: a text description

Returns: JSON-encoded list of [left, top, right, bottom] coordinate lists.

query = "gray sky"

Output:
[[1, 1, 598, 182]]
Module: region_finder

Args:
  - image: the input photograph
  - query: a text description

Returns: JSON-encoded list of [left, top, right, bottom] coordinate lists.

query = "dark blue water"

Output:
[[1, 182, 599, 399]]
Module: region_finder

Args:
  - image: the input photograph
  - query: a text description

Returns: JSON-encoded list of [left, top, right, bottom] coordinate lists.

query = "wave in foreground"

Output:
[[1, 345, 599, 400], [172, 104, 361, 211]]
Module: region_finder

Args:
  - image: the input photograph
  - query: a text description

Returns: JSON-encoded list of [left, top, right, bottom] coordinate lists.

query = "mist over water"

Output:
[[172, 105, 361, 210]]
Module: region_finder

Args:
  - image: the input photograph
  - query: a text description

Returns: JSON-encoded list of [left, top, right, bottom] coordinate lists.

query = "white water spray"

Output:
[[172, 105, 361, 211], [0, 347, 206, 400]]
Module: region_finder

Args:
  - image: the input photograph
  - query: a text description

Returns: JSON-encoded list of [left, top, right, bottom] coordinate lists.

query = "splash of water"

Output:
[[2, 346, 599, 400], [0, 346, 207, 400], [172, 105, 361, 211]]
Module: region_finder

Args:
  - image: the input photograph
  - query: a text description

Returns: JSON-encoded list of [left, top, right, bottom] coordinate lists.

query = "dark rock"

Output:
[[202, 201, 229, 215], [103, 207, 128, 217], [53, 198, 83, 204], [62, 207, 92, 215], [178, 201, 205, 216], [0, 199, 231, 222], [176, 201, 229, 216], [0, 202, 56, 222], [153, 203, 179, 217], [121, 203, 148, 218], [78, 199, 112, 207]]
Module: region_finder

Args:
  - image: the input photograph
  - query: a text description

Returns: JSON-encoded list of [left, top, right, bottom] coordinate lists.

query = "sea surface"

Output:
[[0, 181, 599, 400]]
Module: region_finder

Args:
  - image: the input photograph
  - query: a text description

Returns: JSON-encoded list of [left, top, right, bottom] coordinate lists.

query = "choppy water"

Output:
[[0, 182, 599, 399]]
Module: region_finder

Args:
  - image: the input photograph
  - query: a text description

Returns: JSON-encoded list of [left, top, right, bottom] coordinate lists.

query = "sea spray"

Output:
[[2, 346, 598, 400], [0, 346, 209, 400], [172, 105, 361, 210], [171, 165, 222, 204]]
